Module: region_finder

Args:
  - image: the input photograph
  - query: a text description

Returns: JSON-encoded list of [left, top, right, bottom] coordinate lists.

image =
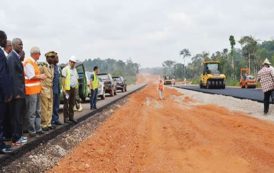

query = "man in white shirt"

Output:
[[61, 56, 79, 124], [24, 47, 46, 136]]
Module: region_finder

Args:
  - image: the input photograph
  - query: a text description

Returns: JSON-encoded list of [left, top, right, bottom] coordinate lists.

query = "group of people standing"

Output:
[[0, 30, 83, 154], [0, 30, 101, 154]]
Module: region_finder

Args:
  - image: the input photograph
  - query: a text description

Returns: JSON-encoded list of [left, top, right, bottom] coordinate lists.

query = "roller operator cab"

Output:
[[200, 61, 226, 89], [240, 68, 257, 89]]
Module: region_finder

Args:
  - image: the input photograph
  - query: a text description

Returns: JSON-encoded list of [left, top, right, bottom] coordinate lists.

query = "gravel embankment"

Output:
[[174, 87, 274, 123]]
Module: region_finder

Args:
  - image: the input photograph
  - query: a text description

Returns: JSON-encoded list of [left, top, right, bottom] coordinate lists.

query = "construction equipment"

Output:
[[240, 68, 256, 88], [200, 61, 226, 89], [163, 75, 172, 85]]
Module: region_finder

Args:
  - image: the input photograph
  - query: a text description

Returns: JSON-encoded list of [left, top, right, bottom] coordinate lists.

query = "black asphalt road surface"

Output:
[[177, 85, 266, 103]]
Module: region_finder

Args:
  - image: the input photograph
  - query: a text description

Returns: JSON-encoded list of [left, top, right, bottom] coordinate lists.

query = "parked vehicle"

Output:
[[97, 73, 117, 96], [113, 76, 127, 92], [98, 78, 106, 100], [86, 72, 106, 100]]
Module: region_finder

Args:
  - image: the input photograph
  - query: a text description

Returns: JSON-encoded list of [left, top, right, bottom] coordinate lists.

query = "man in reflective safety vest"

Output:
[[24, 47, 46, 136], [61, 56, 79, 124], [90, 66, 99, 109]]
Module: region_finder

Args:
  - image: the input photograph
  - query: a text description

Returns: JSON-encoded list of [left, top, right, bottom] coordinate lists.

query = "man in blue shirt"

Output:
[[50, 51, 62, 126]]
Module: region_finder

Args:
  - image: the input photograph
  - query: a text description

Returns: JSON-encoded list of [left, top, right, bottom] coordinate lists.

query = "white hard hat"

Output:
[[69, 56, 77, 63], [263, 58, 271, 65]]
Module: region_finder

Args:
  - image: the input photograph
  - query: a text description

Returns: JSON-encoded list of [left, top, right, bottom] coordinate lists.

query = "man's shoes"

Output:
[[54, 121, 63, 125], [3, 137, 11, 142], [28, 132, 37, 137], [69, 119, 78, 124], [36, 131, 44, 135], [0, 146, 13, 154], [48, 125, 56, 130], [12, 137, 28, 146], [42, 127, 49, 131], [64, 119, 70, 124]]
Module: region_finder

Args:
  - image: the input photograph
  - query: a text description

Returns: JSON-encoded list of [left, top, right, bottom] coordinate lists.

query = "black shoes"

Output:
[[69, 119, 78, 124], [36, 131, 44, 135], [42, 127, 49, 131], [0, 145, 13, 154], [49, 125, 56, 130], [54, 121, 63, 125]]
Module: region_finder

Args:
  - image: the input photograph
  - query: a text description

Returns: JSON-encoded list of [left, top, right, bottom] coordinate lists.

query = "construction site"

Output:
[[0, 74, 273, 173], [2, 1, 274, 173]]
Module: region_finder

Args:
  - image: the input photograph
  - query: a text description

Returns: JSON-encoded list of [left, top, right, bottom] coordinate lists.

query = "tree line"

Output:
[[148, 36, 274, 84], [83, 58, 140, 83]]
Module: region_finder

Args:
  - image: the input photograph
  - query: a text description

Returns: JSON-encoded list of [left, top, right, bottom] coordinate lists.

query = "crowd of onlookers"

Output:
[[0, 30, 101, 154]]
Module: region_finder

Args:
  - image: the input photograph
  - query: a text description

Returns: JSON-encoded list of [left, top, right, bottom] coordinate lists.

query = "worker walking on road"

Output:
[[90, 66, 99, 110], [257, 58, 274, 115], [61, 56, 79, 124], [158, 79, 164, 100], [24, 47, 46, 136], [39, 52, 55, 131]]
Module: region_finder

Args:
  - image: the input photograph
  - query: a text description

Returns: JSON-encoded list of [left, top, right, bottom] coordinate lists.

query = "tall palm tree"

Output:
[[229, 35, 236, 79], [180, 49, 191, 78]]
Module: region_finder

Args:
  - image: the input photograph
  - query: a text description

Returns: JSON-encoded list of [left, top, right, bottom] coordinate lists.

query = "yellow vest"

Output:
[[92, 72, 99, 89], [63, 66, 71, 91]]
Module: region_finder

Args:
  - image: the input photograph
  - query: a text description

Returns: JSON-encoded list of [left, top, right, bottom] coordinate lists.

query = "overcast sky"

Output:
[[1, 0, 274, 67]]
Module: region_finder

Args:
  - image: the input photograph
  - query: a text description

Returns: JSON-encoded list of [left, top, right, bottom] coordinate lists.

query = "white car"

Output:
[[85, 72, 105, 100], [98, 78, 106, 100]]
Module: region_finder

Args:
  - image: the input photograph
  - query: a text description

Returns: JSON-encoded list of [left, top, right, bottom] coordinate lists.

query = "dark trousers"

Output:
[[63, 88, 76, 121], [8, 98, 25, 142], [90, 89, 98, 109], [0, 102, 6, 148], [264, 90, 272, 113], [52, 93, 60, 124], [3, 103, 12, 139]]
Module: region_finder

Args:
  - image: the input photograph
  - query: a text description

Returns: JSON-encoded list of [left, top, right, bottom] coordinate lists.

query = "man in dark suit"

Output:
[[7, 38, 27, 146], [0, 30, 13, 153]]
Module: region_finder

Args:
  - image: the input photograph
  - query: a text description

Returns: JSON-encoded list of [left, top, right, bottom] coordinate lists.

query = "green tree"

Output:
[[180, 49, 191, 77], [239, 36, 258, 74], [162, 60, 176, 77], [229, 35, 236, 79]]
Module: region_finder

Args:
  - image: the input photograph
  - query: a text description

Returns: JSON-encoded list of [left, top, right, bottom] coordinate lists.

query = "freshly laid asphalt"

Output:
[[176, 85, 266, 103]]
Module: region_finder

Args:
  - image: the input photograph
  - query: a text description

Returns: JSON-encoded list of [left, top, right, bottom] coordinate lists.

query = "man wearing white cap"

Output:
[[61, 56, 79, 124], [257, 58, 274, 115]]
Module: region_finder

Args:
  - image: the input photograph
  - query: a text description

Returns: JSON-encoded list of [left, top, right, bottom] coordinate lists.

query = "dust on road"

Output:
[[50, 75, 274, 173]]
